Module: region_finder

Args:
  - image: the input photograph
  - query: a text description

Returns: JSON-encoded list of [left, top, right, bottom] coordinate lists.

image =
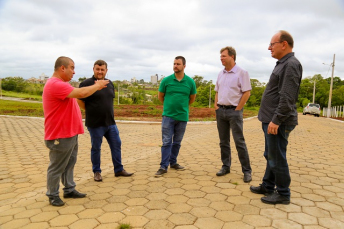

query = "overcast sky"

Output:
[[0, 0, 343, 83]]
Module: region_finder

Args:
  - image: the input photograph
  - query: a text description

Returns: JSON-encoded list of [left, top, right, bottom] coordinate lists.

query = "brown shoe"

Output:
[[94, 172, 102, 182], [115, 169, 134, 177]]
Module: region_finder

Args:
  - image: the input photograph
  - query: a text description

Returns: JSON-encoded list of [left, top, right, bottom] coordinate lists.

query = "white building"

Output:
[[151, 74, 158, 84], [131, 77, 137, 83]]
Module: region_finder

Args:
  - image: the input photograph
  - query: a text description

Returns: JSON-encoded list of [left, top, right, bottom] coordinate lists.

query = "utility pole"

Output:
[[312, 79, 316, 103], [209, 84, 211, 108], [327, 54, 335, 118], [118, 83, 120, 105]]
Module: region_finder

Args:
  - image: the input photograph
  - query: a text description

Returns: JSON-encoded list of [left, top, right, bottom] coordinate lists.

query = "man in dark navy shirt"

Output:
[[78, 60, 133, 182], [250, 30, 302, 205]]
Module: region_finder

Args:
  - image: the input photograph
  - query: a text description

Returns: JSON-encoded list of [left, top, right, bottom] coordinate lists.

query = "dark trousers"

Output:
[[262, 123, 295, 198], [216, 108, 251, 174], [87, 125, 123, 173], [45, 135, 78, 197]]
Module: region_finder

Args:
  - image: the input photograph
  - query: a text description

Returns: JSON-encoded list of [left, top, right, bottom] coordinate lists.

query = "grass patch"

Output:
[[0, 100, 44, 117], [118, 223, 132, 229], [1, 90, 42, 101]]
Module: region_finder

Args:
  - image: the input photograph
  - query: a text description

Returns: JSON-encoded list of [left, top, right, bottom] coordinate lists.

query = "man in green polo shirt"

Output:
[[155, 56, 197, 176]]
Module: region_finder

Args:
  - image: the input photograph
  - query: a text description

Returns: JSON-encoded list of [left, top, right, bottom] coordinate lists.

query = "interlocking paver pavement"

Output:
[[0, 115, 344, 228]]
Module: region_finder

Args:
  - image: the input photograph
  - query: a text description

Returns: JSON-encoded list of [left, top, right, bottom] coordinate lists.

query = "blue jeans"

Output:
[[262, 123, 295, 198], [160, 116, 187, 170], [87, 125, 123, 173], [216, 108, 251, 174]]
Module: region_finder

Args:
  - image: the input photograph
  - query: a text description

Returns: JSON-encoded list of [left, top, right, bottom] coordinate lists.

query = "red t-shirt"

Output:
[[43, 77, 84, 140]]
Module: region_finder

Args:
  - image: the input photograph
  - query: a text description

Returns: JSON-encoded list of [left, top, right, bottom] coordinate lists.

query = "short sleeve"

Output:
[[51, 80, 74, 100], [158, 78, 166, 93], [240, 70, 252, 92]]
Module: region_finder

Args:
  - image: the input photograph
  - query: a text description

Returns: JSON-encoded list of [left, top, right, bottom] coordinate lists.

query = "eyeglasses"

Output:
[[269, 41, 282, 47]]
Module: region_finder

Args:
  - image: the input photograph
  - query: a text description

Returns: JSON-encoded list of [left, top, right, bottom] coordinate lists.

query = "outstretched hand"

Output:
[[95, 80, 109, 90]]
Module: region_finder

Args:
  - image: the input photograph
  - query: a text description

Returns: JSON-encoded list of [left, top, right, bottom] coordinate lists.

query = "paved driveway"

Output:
[[0, 115, 343, 228]]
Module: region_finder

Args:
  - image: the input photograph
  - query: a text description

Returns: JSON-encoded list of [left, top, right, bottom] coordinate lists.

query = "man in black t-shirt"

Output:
[[77, 60, 133, 182]]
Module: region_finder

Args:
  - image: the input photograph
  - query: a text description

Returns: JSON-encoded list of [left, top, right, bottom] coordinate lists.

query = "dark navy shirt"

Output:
[[79, 76, 116, 128], [258, 52, 303, 125]]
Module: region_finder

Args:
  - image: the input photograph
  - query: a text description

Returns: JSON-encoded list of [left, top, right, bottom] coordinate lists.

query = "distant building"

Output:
[[131, 77, 137, 83], [39, 73, 49, 81], [151, 74, 158, 84]]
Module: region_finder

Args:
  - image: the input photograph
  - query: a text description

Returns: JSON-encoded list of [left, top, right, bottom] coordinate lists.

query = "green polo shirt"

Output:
[[159, 74, 197, 121]]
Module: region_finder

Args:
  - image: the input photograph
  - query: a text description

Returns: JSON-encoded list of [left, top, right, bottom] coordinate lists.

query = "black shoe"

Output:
[[216, 167, 230, 176], [261, 192, 290, 205], [250, 185, 273, 195], [170, 164, 185, 170], [49, 196, 65, 206], [63, 190, 87, 199], [243, 173, 252, 183], [155, 168, 167, 177]]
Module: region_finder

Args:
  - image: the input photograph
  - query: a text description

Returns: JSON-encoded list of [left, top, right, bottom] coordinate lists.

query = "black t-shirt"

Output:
[[79, 76, 116, 128]]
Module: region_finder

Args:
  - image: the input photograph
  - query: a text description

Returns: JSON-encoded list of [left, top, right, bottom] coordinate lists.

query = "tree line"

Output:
[[1, 74, 343, 108]]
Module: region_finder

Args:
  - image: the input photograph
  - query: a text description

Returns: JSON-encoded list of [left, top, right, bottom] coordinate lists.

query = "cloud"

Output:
[[0, 0, 343, 83]]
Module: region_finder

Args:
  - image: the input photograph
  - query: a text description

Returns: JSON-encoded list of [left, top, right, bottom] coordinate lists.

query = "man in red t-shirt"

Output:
[[43, 56, 109, 206]]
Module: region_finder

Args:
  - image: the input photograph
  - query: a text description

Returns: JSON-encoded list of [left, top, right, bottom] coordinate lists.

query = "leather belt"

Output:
[[217, 104, 237, 109]]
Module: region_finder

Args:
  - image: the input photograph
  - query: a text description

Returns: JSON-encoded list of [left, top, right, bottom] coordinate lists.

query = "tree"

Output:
[[78, 77, 87, 82]]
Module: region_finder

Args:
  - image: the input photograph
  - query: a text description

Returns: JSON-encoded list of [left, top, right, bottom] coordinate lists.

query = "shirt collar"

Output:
[[223, 64, 237, 73], [277, 52, 294, 64], [173, 73, 186, 81]]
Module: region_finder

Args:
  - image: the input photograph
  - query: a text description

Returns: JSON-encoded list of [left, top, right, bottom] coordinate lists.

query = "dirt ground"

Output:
[[104, 105, 257, 121]]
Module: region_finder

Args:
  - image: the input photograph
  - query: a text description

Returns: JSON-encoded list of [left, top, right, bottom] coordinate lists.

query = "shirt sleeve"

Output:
[[158, 78, 166, 93], [272, 63, 302, 125], [51, 80, 74, 100], [240, 70, 252, 92], [190, 79, 197, 95]]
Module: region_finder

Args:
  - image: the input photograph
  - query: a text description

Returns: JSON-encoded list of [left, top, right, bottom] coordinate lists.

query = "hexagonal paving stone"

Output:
[[120, 215, 149, 228], [204, 193, 227, 202], [145, 200, 169, 210], [215, 210, 243, 222], [260, 208, 287, 219], [146, 192, 167, 200], [69, 219, 99, 229], [187, 198, 211, 207], [190, 207, 216, 218], [276, 203, 301, 213], [13, 209, 41, 219], [288, 212, 317, 225], [30, 211, 59, 222], [316, 202, 342, 212], [102, 203, 127, 212], [227, 195, 250, 205], [21, 222, 50, 229], [209, 201, 234, 211], [144, 219, 174, 229], [165, 195, 189, 204], [164, 188, 185, 195], [168, 213, 196, 225], [49, 214, 79, 227], [184, 190, 206, 198], [194, 217, 224, 229], [242, 215, 272, 227], [272, 219, 302, 229], [98, 212, 125, 223], [78, 208, 104, 219], [145, 209, 172, 219], [1, 218, 31, 229], [318, 218, 344, 228], [125, 197, 149, 206], [222, 221, 254, 229], [234, 205, 260, 215], [58, 205, 85, 214], [122, 206, 149, 216], [167, 203, 193, 213]]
